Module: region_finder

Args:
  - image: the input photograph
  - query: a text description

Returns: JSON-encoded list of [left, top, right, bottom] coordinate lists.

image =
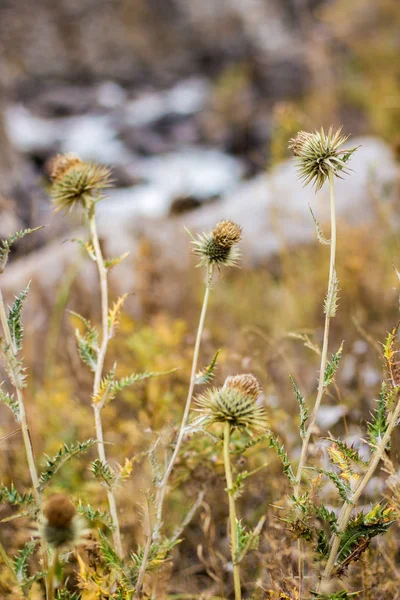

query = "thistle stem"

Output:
[[319, 393, 400, 588], [88, 211, 123, 556], [47, 549, 59, 600], [156, 265, 213, 526], [136, 266, 212, 592], [223, 422, 241, 600], [294, 170, 337, 596]]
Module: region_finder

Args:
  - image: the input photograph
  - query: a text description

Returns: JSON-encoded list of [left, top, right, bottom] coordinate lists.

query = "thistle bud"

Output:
[[41, 494, 85, 548], [288, 127, 358, 191], [190, 220, 242, 270], [194, 373, 267, 434], [49, 153, 112, 213]]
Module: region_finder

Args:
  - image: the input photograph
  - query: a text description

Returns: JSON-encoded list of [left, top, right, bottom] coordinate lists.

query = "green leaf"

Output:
[[90, 459, 117, 489], [309, 205, 330, 245], [38, 439, 96, 492], [323, 343, 343, 387], [367, 382, 389, 450], [0, 483, 34, 506], [0, 387, 20, 421], [268, 433, 296, 484], [7, 283, 30, 353], [98, 530, 124, 570], [319, 469, 352, 503], [13, 539, 37, 584], [231, 464, 268, 499], [77, 502, 114, 530], [0, 227, 44, 273], [235, 516, 265, 564], [195, 349, 221, 385], [74, 328, 98, 372], [104, 252, 129, 270], [324, 269, 340, 318], [289, 375, 308, 438]]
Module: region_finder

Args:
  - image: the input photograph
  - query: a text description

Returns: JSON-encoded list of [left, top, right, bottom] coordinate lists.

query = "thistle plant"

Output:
[[195, 374, 268, 600], [154, 220, 242, 522], [134, 220, 242, 596], [288, 127, 358, 595], [49, 154, 168, 559]]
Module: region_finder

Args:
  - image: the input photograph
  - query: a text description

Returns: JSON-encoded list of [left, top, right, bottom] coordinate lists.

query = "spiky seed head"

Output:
[[288, 131, 313, 157], [49, 153, 112, 213], [41, 494, 86, 548], [212, 220, 242, 248], [190, 220, 242, 271], [288, 126, 358, 191], [49, 153, 83, 182], [194, 373, 267, 433], [224, 373, 262, 401]]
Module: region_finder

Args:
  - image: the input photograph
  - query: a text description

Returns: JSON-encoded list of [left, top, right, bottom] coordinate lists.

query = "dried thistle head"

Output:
[[40, 494, 86, 548], [194, 373, 267, 434], [189, 220, 242, 271], [49, 153, 112, 213], [288, 127, 358, 191]]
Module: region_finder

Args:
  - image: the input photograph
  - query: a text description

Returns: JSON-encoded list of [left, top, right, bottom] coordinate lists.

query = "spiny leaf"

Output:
[[324, 342, 343, 387], [7, 282, 30, 353], [0, 483, 34, 506], [235, 516, 265, 564], [384, 322, 400, 387], [231, 464, 268, 499], [71, 238, 96, 261], [0, 227, 44, 273], [112, 369, 175, 396], [56, 591, 80, 600], [13, 539, 37, 584], [91, 366, 116, 407], [195, 349, 221, 385], [104, 252, 129, 270], [327, 439, 367, 483], [367, 382, 389, 450], [335, 504, 395, 574], [289, 375, 308, 438], [38, 439, 96, 492], [98, 530, 124, 570], [318, 468, 352, 503], [268, 433, 296, 484], [90, 459, 117, 489], [0, 387, 20, 421], [324, 269, 339, 317], [108, 294, 129, 337], [309, 205, 330, 245], [77, 502, 114, 530], [74, 328, 98, 372], [1, 347, 27, 390]]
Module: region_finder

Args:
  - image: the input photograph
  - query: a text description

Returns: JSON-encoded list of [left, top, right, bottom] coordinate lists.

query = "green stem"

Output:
[[293, 171, 337, 597], [155, 264, 213, 528], [223, 422, 241, 600], [47, 549, 59, 600], [88, 210, 123, 556]]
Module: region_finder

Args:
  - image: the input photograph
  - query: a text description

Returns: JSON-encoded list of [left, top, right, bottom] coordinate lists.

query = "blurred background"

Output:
[[1, 0, 400, 597]]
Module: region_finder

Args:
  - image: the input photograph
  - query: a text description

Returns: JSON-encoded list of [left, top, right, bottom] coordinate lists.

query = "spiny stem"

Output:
[[223, 422, 241, 600], [155, 265, 213, 527], [88, 210, 123, 556], [294, 170, 337, 596], [319, 393, 400, 587], [134, 497, 152, 599]]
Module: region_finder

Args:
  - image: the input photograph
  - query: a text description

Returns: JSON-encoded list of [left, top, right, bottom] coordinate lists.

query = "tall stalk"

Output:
[[294, 170, 337, 594], [223, 422, 241, 600], [319, 393, 400, 588], [88, 210, 123, 556], [156, 264, 213, 518]]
